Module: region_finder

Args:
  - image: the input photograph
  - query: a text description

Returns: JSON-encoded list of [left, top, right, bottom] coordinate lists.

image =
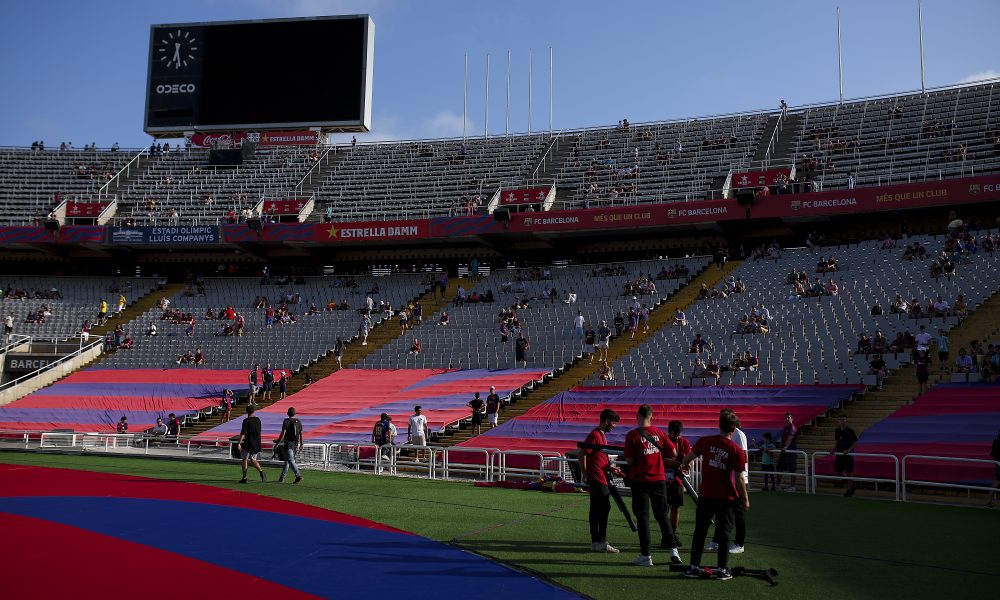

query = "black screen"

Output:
[[145, 16, 371, 133]]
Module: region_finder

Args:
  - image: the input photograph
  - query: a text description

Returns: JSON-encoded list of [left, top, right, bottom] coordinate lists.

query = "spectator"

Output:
[[756, 432, 778, 491], [98, 298, 108, 326], [194, 347, 204, 366], [278, 371, 288, 400], [914, 348, 932, 395], [221, 389, 234, 423], [690, 358, 708, 386], [599, 360, 615, 382], [408, 338, 422, 355], [167, 413, 181, 440], [485, 387, 502, 429], [673, 308, 687, 327], [776, 413, 799, 492], [868, 354, 887, 390], [585, 324, 597, 363], [586, 320, 609, 363], [116, 416, 128, 434], [574, 310, 585, 338], [467, 393, 486, 436], [261, 364, 275, 402], [359, 313, 372, 345], [515, 331, 530, 368], [275, 407, 304, 484], [150, 417, 168, 438], [689, 333, 709, 354], [825, 279, 839, 296], [932, 295, 951, 317], [438, 311, 450, 326], [4, 311, 13, 342], [832, 415, 859, 496], [955, 348, 974, 373]]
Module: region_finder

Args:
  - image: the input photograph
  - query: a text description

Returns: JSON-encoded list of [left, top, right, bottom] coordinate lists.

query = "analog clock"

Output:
[[157, 29, 199, 70]]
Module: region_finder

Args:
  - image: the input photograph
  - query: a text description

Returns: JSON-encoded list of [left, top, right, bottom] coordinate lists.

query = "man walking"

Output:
[[580, 408, 622, 553], [596, 320, 612, 363], [666, 420, 692, 547], [776, 412, 799, 491], [681, 410, 749, 581], [624, 404, 682, 566], [275, 407, 304, 484], [236, 405, 267, 483]]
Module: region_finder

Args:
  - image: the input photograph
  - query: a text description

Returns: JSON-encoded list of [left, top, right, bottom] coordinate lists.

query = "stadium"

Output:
[[2, 2, 1000, 598]]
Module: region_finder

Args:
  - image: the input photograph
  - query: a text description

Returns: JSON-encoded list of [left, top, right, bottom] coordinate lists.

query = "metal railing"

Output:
[[0, 337, 104, 401], [901, 455, 1000, 502], [98, 148, 147, 200], [810, 451, 901, 501]]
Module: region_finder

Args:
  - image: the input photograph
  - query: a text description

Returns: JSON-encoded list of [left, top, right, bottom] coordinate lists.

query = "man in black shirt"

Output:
[[485, 386, 502, 429], [237, 405, 267, 483], [832, 415, 859, 496], [275, 407, 304, 484], [515, 332, 529, 368], [468, 392, 486, 436]]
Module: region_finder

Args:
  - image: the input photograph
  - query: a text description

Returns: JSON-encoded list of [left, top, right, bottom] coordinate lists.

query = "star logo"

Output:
[[326, 225, 339, 238]]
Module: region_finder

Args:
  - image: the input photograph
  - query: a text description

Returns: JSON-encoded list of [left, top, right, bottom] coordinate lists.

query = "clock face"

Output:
[[157, 29, 199, 70]]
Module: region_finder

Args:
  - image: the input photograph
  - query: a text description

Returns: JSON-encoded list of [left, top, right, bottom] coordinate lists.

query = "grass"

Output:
[[3, 452, 999, 600]]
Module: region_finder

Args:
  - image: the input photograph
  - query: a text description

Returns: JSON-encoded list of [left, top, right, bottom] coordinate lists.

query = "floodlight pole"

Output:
[[485, 54, 490, 139], [837, 7, 844, 103], [463, 54, 468, 142], [528, 48, 533, 135], [549, 47, 553, 135], [918, 0, 926, 94], [506, 50, 511, 138]]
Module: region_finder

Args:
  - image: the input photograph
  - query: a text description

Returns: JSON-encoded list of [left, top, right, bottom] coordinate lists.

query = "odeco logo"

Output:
[[155, 83, 197, 94]]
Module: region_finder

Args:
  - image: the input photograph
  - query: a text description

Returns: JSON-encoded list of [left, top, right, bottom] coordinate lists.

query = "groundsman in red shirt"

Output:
[[580, 408, 621, 553], [680, 410, 749, 580]]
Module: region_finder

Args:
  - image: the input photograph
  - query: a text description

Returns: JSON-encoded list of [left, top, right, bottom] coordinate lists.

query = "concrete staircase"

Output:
[[752, 113, 802, 167], [437, 262, 742, 446], [181, 278, 462, 438]]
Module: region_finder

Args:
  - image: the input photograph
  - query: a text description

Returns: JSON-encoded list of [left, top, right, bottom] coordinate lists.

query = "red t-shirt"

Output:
[[583, 428, 611, 486], [692, 434, 746, 502], [624, 426, 675, 483], [669, 435, 692, 483]]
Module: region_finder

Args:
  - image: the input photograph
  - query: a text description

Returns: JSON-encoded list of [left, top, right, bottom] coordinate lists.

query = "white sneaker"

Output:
[[670, 547, 682, 564], [633, 554, 653, 567], [705, 541, 719, 551], [783, 486, 797, 493], [591, 542, 620, 553], [729, 544, 744, 554]]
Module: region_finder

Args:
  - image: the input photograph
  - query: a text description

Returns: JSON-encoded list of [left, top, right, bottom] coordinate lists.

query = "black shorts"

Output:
[[515, 351, 526, 361], [779, 452, 798, 473], [834, 454, 855, 474], [471, 412, 483, 425], [938, 351, 949, 361], [762, 463, 775, 472], [666, 480, 684, 507], [3, 325, 11, 334]]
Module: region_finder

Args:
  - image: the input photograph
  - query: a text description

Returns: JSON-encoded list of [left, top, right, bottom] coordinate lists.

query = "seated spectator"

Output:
[[176, 350, 194, 365], [150, 417, 168, 437], [116, 416, 129, 434], [744, 351, 759, 371], [704, 357, 721, 385], [955, 348, 975, 373], [673, 308, 687, 327], [733, 278, 747, 294], [870, 302, 883, 316], [932, 296, 950, 317], [954, 294, 968, 319], [689, 333, 709, 354], [857, 333, 873, 356], [868, 354, 887, 390], [689, 358, 708, 386], [563, 289, 578, 304], [438, 311, 450, 326], [825, 279, 839, 296], [873, 330, 889, 354], [409, 338, 422, 355], [890, 294, 909, 315], [599, 360, 615, 382]]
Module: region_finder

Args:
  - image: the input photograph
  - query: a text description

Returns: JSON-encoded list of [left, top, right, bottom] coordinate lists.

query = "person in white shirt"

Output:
[[914, 325, 933, 351], [573, 311, 585, 338], [407, 405, 428, 453], [365, 295, 374, 313], [932, 296, 950, 316], [707, 412, 749, 555], [4, 312, 13, 341], [150, 417, 168, 437], [563, 289, 578, 304]]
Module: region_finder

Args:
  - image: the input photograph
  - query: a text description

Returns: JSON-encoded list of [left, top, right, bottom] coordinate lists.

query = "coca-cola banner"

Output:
[[65, 201, 107, 218], [263, 199, 308, 215], [499, 187, 550, 206], [730, 168, 793, 189], [189, 130, 319, 148]]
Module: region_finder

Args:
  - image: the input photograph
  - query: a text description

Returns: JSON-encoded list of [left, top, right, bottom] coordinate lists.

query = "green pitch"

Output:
[[3, 452, 998, 600]]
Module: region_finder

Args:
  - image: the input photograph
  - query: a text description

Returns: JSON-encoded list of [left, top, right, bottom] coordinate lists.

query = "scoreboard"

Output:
[[144, 15, 374, 136]]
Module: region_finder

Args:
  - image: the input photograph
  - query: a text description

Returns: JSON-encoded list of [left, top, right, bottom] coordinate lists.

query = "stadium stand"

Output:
[[312, 135, 549, 222], [113, 146, 317, 226], [195, 367, 550, 443], [555, 114, 768, 208], [97, 274, 429, 371], [0, 146, 136, 225], [586, 231, 1000, 386], [0, 276, 158, 339], [793, 81, 1000, 191], [459, 385, 861, 455], [356, 257, 710, 371], [0, 368, 245, 432]]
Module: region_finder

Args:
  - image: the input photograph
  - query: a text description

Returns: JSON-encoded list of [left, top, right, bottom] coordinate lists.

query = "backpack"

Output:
[[284, 417, 301, 443]]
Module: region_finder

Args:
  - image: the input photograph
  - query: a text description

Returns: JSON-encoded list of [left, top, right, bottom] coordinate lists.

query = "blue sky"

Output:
[[1, 0, 997, 148]]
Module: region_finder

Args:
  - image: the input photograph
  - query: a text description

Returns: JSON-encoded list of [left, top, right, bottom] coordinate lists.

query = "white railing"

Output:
[[810, 451, 901, 501], [96, 199, 118, 225], [0, 333, 32, 355], [9, 433, 1000, 507], [901, 455, 1000, 502], [98, 148, 147, 200]]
